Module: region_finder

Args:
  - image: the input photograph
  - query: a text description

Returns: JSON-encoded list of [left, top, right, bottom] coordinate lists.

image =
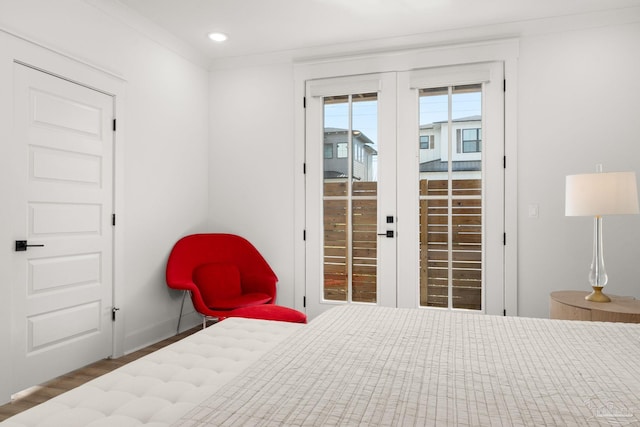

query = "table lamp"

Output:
[[565, 167, 639, 302]]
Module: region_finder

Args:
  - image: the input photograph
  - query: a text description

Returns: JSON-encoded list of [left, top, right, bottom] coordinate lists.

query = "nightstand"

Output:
[[550, 290, 640, 323]]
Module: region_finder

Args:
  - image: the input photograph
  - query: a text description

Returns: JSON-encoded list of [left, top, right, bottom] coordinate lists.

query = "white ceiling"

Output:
[[115, 0, 640, 62]]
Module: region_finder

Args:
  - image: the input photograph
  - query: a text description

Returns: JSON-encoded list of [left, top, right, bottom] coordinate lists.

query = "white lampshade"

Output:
[[565, 171, 639, 217]]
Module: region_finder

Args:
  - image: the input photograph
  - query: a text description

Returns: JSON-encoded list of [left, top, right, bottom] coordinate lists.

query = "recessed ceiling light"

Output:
[[207, 32, 228, 42]]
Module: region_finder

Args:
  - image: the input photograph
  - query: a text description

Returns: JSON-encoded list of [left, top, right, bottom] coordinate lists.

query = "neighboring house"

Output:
[[420, 115, 482, 180], [323, 127, 378, 181], [323, 116, 482, 183]]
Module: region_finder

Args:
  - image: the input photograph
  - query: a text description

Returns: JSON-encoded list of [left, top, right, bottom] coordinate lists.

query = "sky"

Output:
[[323, 90, 482, 148]]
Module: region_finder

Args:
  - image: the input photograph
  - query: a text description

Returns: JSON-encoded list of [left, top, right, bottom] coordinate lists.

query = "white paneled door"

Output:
[[10, 63, 114, 393]]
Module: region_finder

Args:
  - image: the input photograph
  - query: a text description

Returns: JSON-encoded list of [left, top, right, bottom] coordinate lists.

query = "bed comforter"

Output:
[[175, 305, 640, 426]]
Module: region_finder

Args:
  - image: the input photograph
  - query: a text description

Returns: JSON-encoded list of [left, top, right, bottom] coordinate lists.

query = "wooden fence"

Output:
[[322, 179, 482, 310], [420, 179, 482, 310], [323, 182, 377, 302]]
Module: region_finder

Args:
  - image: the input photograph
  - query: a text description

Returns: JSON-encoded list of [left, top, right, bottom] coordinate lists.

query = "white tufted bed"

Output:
[[3, 305, 640, 426], [0, 317, 303, 427]]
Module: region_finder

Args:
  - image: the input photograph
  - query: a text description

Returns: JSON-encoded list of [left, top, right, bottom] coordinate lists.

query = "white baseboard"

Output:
[[123, 311, 201, 355]]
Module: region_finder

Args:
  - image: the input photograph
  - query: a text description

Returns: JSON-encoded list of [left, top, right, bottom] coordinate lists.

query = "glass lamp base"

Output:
[[585, 286, 611, 303]]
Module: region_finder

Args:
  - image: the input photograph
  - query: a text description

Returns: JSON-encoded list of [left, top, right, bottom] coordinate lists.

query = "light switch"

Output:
[[528, 204, 539, 218]]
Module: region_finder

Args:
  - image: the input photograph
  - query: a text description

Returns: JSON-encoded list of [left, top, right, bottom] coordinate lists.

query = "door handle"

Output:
[[377, 230, 394, 238], [15, 240, 45, 252]]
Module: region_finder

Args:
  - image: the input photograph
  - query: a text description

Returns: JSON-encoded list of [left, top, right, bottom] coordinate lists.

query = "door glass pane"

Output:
[[451, 85, 482, 310], [419, 84, 482, 310], [323, 95, 348, 301], [323, 93, 378, 303], [323, 198, 348, 301]]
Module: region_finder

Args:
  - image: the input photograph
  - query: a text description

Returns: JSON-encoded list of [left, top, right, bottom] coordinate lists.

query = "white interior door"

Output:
[[10, 63, 115, 392]]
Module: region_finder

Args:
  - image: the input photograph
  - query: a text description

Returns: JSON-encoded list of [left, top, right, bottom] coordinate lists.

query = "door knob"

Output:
[[15, 240, 45, 252], [377, 230, 394, 238]]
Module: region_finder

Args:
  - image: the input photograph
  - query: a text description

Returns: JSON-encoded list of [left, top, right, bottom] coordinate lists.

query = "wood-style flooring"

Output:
[[0, 326, 201, 422]]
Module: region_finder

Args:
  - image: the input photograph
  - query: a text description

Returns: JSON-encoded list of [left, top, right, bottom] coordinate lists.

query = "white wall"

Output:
[[208, 62, 297, 307], [209, 11, 640, 319], [0, 0, 209, 402], [517, 21, 640, 317]]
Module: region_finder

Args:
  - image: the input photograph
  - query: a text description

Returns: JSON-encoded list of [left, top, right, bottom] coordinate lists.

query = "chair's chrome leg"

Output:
[[176, 290, 188, 335], [201, 315, 220, 329]]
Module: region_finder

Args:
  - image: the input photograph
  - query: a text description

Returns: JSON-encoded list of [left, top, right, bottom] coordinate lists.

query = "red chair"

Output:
[[166, 233, 277, 331]]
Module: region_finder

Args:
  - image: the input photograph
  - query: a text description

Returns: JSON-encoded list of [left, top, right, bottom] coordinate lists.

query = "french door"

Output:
[[305, 73, 397, 320], [305, 63, 505, 319]]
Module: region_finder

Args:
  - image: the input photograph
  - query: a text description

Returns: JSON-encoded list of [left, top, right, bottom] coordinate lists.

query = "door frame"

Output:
[[293, 39, 519, 319], [0, 31, 127, 403]]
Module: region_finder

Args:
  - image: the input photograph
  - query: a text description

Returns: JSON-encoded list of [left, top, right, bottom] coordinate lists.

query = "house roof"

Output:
[[324, 170, 349, 179], [420, 115, 482, 129], [420, 159, 481, 172]]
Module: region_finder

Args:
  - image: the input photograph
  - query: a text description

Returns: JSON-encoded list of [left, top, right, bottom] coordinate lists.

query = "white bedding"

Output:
[[1, 318, 303, 427], [4, 306, 640, 426], [175, 305, 640, 426]]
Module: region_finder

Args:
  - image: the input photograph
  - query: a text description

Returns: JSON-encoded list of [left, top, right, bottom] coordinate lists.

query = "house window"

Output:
[[457, 128, 481, 153], [420, 135, 434, 149], [354, 143, 363, 162], [324, 144, 333, 159], [337, 142, 348, 158]]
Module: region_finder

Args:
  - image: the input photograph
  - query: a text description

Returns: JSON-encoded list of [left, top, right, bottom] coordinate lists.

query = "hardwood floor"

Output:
[[0, 326, 201, 422]]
